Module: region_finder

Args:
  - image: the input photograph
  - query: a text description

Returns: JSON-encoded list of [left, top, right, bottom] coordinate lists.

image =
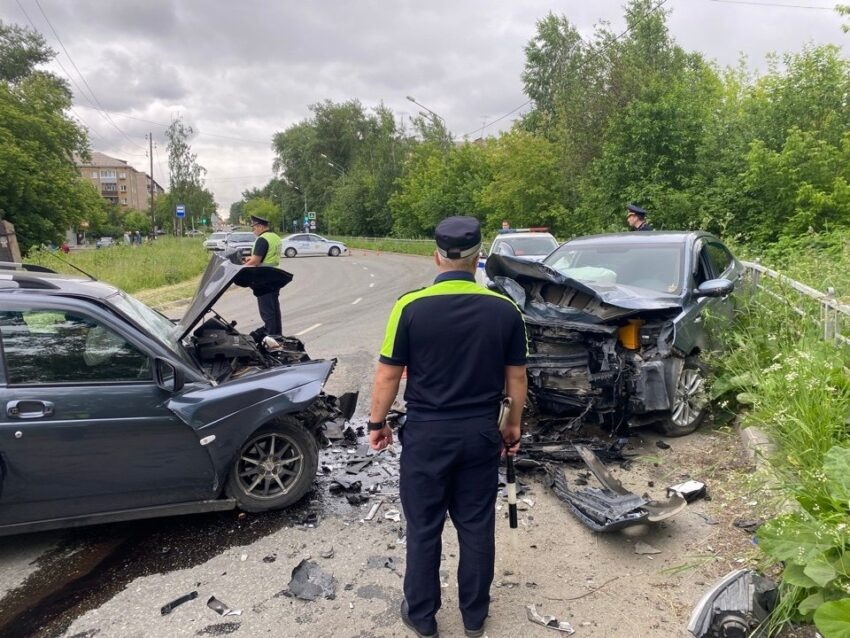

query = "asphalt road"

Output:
[[0, 250, 433, 637]]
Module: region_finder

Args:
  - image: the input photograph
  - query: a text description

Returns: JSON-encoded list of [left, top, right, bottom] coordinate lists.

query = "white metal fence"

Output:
[[741, 259, 850, 346]]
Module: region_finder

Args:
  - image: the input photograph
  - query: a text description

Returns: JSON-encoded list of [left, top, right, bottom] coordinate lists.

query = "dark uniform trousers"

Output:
[[257, 289, 282, 336], [399, 413, 501, 632]]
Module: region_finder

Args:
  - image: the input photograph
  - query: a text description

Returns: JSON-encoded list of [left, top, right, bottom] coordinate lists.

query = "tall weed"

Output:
[[26, 238, 210, 294]]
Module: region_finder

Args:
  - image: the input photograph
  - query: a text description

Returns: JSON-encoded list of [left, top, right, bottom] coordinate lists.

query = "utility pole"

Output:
[[148, 133, 155, 234]]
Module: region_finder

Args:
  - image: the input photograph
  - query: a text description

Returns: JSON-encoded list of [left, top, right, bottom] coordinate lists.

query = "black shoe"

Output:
[[400, 599, 439, 638], [464, 626, 485, 637]]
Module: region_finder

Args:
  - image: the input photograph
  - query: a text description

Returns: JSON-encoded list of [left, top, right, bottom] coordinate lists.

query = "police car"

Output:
[[476, 228, 559, 286]]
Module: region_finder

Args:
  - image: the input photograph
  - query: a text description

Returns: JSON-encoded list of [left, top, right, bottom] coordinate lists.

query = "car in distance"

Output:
[[485, 231, 742, 437], [186, 229, 204, 237], [203, 232, 228, 251], [477, 228, 559, 286], [95, 237, 115, 249], [223, 231, 258, 259], [0, 256, 355, 536], [281, 234, 348, 258]]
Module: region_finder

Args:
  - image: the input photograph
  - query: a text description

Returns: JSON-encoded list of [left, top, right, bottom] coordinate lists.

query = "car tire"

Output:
[[284, 247, 297, 258], [657, 356, 709, 437], [328, 246, 340, 257], [225, 418, 318, 512]]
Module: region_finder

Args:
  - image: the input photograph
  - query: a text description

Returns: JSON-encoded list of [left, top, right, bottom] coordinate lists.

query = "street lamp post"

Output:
[[320, 153, 346, 177], [406, 95, 445, 124]]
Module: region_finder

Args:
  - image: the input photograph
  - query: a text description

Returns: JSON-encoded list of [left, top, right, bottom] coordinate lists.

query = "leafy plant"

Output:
[[757, 446, 850, 637]]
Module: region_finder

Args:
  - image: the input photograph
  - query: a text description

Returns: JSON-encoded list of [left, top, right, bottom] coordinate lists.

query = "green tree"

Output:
[[0, 21, 102, 253], [244, 197, 280, 230], [160, 115, 217, 232]]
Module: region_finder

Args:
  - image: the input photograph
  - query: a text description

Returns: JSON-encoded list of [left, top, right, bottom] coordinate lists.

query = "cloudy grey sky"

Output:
[[3, 0, 846, 217]]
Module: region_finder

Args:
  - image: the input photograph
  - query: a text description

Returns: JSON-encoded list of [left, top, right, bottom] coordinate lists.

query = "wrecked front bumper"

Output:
[[526, 318, 679, 423]]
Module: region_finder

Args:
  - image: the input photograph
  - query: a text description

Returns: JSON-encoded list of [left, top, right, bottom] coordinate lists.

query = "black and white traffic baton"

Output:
[[498, 397, 518, 529]]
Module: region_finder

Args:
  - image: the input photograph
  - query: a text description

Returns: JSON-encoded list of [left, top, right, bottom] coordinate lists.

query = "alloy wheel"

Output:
[[671, 366, 708, 427], [235, 432, 304, 499]]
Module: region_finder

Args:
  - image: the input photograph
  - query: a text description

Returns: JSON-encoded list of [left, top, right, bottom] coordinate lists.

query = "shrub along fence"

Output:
[[741, 259, 850, 346]]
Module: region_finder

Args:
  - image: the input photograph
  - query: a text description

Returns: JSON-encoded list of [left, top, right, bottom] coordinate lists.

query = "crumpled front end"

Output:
[[488, 255, 682, 426]]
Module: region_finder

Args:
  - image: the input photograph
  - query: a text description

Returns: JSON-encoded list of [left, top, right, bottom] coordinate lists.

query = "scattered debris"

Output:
[[239, 554, 247, 562], [283, 559, 337, 601], [526, 604, 575, 634], [320, 546, 335, 559], [634, 541, 661, 555], [732, 518, 763, 534], [365, 500, 383, 521], [206, 596, 242, 617], [196, 622, 241, 636], [262, 555, 276, 563], [547, 445, 687, 532], [345, 493, 370, 505], [384, 509, 401, 522], [656, 440, 671, 450], [668, 480, 707, 503], [329, 477, 362, 493], [687, 569, 778, 638], [346, 456, 376, 474], [160, 591, 198, 615]]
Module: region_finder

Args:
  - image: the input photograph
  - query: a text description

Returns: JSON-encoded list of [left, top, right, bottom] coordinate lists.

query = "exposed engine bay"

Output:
[[487, 254, 702, 433], [192, 313, 310, 383]]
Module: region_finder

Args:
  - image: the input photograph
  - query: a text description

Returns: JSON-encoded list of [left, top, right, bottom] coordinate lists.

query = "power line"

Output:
[[461, 0, 670, 138], [30, 0, 146, 150], [708, 0, 835, 9], [105, 112, 270, 146]]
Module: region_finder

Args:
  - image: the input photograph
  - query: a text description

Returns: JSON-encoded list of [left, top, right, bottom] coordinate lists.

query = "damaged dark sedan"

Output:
[[0, 256, 355, 536], [486, 231, 742, 436]]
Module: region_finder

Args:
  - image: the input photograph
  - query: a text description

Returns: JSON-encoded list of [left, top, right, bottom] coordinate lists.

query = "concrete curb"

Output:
[[737, 424, 775, 468]]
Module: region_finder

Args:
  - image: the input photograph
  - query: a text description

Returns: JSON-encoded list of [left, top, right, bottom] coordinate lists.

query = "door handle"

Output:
[[6, 400, 54, 419]]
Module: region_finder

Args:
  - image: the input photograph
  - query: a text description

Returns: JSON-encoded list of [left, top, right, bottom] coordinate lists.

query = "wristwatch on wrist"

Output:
[[367, 420, 385, 432]]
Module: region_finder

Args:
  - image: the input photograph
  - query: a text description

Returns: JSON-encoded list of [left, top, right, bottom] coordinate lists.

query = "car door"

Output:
[[0, 300, 216, 527], [306, 234, 324, 255]]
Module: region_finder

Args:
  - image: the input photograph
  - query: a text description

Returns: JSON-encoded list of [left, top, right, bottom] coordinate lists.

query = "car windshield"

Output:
[[108, 290, 184, 356], [229, 233, 255, 242], [544, 242, 685, 294], [495, 236, 558, 257]]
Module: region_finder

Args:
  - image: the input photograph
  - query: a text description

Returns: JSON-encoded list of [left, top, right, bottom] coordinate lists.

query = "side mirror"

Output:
[[695, 278, 734, 298], [155, 358, 185, 392]]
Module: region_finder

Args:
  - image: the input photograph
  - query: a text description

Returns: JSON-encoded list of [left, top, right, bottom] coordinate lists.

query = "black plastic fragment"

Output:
[[160, 591, 198, 615], [284, 559, 337, 601]]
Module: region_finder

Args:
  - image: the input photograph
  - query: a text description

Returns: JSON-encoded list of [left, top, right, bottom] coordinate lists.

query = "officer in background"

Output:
[[626, 203, 654, 231], [368, 216, 528, 638], [242, 214, 283, 335]]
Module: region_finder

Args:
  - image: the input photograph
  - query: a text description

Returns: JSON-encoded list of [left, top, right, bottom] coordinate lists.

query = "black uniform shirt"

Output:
[[379, 271, 527, 420]]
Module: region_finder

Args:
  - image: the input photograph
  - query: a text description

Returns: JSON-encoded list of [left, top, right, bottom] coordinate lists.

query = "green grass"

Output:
[[26, 237, 210, 294], [331, 236, 435, 256]]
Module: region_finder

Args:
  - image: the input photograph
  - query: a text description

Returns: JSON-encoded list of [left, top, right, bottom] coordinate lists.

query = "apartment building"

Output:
[[75, 151, 164, 210]]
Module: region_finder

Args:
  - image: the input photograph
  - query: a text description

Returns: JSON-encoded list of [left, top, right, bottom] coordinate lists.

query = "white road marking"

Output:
[[369, 283, 375, 288], [294, 323, 322, 336], [352, 297, 362, 305]]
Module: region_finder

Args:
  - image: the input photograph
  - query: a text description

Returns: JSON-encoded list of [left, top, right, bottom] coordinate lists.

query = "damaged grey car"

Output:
[[486, 231, 742, 436], [0, 256, 355, 536]]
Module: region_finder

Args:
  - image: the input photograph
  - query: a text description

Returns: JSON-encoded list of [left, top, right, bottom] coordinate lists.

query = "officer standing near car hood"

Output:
[[242, 214, 283, 335], [368, 216, 528, 638]]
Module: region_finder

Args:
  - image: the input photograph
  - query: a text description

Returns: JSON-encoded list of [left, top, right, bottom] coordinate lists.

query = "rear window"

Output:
[[493, 235, 558, 257], [545, 242, 685, 294], [229, 233, 255, 242]]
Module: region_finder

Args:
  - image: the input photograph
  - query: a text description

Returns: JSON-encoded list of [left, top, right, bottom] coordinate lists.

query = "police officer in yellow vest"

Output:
[[243, 214, 283, 335]]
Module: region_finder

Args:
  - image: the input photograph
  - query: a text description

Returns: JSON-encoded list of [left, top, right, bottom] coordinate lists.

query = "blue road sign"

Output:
[[176, 204, 186, 218]]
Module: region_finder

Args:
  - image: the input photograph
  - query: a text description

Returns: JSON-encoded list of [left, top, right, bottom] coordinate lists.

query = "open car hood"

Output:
[[486, 254, 682, 323], [176, 253, 293, 340]]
